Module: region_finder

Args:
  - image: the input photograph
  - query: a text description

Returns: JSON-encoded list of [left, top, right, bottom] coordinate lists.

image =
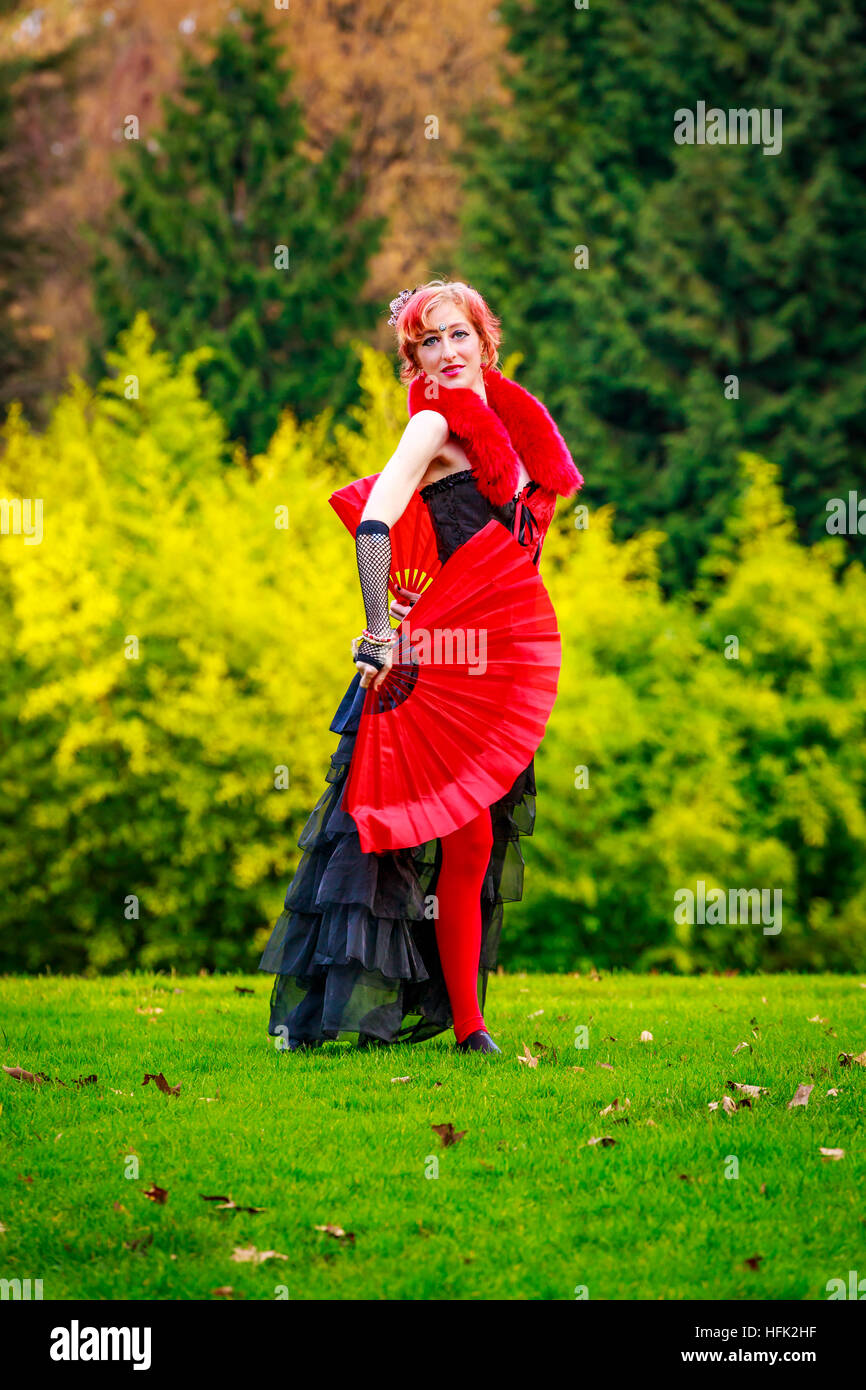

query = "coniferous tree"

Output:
[[88, 4, 385, 454], [0, 55, 36, 412], [0, 27, 79, 421], [459, 0, 866, 589]]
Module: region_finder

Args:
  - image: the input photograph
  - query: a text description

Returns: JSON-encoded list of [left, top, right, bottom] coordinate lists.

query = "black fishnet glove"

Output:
[[355, 519, 393, 672]]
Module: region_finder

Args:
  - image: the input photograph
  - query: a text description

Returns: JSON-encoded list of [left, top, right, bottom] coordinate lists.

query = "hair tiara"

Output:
[[387, 286, 422, 326]]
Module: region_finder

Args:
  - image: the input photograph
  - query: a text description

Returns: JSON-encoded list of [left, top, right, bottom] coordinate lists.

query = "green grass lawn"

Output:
[[1, 971, 864, 1301]]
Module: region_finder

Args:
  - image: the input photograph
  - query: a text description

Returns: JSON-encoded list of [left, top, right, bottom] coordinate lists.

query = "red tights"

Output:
[[434, 807, 494, 1044]]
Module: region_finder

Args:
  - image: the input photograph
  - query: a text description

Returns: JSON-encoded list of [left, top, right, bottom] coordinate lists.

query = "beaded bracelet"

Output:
[[351, 631, 397, 664]]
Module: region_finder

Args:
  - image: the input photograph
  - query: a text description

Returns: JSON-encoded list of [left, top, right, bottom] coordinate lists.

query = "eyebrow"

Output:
[[423, 322, 469, 333]]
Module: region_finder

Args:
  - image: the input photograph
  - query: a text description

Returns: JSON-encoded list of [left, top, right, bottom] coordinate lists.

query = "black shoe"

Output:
[[455, 1029, 502, 1054], [357, 1032, 390, 1050], [282, 1037, 321, 1052]]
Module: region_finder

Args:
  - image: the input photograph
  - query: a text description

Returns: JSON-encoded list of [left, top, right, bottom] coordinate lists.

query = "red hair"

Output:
[[391, 278, 501, 385]]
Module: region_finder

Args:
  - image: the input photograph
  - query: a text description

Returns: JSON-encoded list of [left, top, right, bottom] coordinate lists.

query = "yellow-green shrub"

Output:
[[1, 318, 864, 974]]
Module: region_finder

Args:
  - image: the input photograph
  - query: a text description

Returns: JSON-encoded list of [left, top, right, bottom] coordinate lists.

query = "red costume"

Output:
[[259, 366, 583, 1048]]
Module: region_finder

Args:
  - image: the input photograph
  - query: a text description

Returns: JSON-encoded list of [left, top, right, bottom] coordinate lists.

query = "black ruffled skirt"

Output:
[[258, 669, 536, 1046]]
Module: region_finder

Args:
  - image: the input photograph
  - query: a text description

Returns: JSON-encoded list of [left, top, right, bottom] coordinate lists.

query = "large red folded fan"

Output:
[[329, 473, 441, 602], [343, 519, 561, 854]]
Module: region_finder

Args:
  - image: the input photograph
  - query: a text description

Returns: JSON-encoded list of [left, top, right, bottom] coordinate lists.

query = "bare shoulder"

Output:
[[402, 410, 449, 449], [368, 408, 451, 507]]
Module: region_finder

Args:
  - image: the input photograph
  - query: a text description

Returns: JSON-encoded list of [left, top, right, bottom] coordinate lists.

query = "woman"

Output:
[[259, 278, 582, 1055]]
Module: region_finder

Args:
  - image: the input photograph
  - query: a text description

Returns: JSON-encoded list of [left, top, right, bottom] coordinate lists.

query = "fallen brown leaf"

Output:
[[599, 1097, 630, 1117], [431, 1122, 467, 1147], [231, 1245, 288, 1264], [199, 1194, 265, 1214], [143, 1184, 168, 1205], [314, 1223, 355, 1244], [787, 1083, 813, 1109], [3, 1066, 50, 1085], [142, 1072, 181, 1097]]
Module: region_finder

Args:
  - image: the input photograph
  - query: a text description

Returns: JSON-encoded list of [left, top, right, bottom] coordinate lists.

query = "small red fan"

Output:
[[329, 473, 442, 602], [343, 520, 562, 854]]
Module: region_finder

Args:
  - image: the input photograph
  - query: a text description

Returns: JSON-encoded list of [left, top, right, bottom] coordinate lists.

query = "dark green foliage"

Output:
[[460, 0, 866, 590], [87, 4, 385, 454]]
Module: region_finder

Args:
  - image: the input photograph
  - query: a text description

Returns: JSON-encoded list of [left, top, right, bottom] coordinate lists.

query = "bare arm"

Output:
[[353, 410, 448, 691], [360, 410, 449, 526]]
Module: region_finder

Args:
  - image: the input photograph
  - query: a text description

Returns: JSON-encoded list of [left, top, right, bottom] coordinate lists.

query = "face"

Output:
[[414, 302, 485, 392]]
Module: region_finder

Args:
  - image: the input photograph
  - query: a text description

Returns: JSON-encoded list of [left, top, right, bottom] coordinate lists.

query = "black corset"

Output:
[[419, 469, 542, 565]]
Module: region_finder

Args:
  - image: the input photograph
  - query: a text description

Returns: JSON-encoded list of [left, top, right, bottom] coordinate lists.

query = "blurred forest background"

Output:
[[1, 0, 864, 974]]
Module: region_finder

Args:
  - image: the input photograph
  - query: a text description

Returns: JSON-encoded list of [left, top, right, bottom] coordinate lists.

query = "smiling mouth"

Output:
[[442, 365, 464, 373]]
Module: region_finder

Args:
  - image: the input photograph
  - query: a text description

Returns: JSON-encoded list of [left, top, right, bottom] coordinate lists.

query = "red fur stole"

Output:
[[407, 366, 584, 507]]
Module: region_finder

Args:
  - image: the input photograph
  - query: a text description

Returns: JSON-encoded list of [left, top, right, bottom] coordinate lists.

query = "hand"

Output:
[[357, 645, 393, 691], [389, 585, 421, 621]]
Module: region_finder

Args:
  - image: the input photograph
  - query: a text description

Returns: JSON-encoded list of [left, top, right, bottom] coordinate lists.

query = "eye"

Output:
[[421, 329, 469, 347]]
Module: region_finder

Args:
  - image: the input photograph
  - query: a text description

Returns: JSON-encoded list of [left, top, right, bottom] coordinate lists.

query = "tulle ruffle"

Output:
[[258, 677, 536, 1047]]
